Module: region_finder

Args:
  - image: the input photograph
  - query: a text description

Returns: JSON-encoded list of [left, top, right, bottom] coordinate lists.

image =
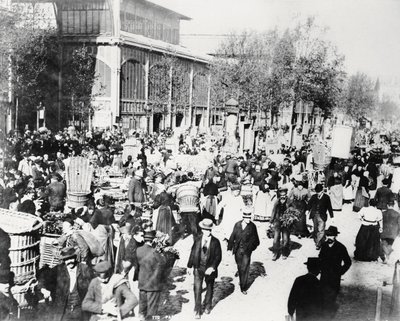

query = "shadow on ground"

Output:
[[335, 284, 392, 321], [158, 266, 190, 320], [247, 261, 267, 290], [212, 276, 235, 310]]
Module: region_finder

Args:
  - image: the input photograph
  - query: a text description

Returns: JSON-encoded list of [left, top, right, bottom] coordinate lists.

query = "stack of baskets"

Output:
[[0, 209, 43, 307]]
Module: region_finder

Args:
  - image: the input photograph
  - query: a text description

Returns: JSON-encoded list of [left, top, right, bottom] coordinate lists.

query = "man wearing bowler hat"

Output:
[[136, 230, 167, 320], [307, 184, 334, 250], [38, 247, 94, 321], [288, 257, 323, 321], [270, 188, 291, 260], [319, 226, 351, 318], [228, 206, 260, 294], [187, 219, 222, 319]]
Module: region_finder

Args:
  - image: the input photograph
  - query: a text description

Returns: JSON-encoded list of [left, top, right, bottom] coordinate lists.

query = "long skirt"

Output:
[[343, 185, 353, 202], [254, 190, 273, 221], [353, 189, 368, 212], [330, 184, 343, 211], [354, 224, 380, 261]]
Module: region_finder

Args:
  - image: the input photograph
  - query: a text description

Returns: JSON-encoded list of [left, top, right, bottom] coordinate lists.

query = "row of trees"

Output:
[[0, 5, 100, 131], [210, 17, 398, 124]]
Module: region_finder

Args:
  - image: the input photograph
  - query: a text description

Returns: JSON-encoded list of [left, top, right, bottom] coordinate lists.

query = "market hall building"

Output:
[[14, 0, 212, 133]]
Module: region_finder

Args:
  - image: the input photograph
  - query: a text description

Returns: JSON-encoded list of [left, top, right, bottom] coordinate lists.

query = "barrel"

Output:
[[0, 209, 43, 285], [176, 185, 199, 213]]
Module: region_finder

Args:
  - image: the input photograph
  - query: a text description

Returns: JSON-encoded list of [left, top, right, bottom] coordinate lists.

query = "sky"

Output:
[[153, 0, 400, 82]]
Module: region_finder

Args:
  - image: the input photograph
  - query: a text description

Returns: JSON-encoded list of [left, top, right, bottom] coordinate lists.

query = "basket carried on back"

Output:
[[176, 185, 199, 213], [39, 233, 62, 269], [0, 209, 43, 285], [66, 156, 93, 208]]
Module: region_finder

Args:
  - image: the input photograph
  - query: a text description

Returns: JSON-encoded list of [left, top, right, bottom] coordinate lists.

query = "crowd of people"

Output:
[[0, 125, 400, 321]]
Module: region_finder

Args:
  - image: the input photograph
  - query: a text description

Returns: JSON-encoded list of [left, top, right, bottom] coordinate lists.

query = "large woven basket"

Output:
[[67, 191, 90, 208], [39, 234, 61, 269], [176, 185, 199, 213], [0, 209, 43, 285]]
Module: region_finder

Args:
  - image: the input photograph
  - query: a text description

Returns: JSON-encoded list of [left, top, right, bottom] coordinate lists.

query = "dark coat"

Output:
[[136, 243, 167, 292], [374, 186, 393, 210], [38, 263, 94, 321], [187, 234, 222, 277], [319, 240, 351, 293], [45, 181, 66, 209], [307, 194, 334, 222], [228, 221, 260, 255], [128, 177, 146, 204], [115, 237, 140, 281], [82, 277, 138, 320], [288, 273, 323, 321], [381, 208, 400, 240], [0, 292, 18, 321]]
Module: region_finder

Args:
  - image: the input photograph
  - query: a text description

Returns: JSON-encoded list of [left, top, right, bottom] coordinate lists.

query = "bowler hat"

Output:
[[143, 230, 157, 241], [59, 247, 77, 260], [325, 226, 340, 236], [199, 218, 214, 230], [304, 257, 320, 269], [315, 184, 323, 193], [93, 261, 112, 273]]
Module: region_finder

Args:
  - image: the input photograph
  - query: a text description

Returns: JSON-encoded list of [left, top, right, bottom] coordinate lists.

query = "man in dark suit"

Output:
[[136, 230, 167, 320], [381, 201, 400, 262], [38, 247, 94, 321], [115, 225, 143, 279], [228, 207, 260, 294], [128, 169, 146, 205], [270, 188, 291, 260], [319, 226, 351, 318], [307, 184, 334, 250], [374, 178, 393, 210], [45, 174, 66, 212], [187, 219, 222, 319], [288, 257, 323, 321]]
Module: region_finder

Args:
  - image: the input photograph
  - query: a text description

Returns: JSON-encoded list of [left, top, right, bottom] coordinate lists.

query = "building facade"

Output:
[[56, 0, 211, 133]]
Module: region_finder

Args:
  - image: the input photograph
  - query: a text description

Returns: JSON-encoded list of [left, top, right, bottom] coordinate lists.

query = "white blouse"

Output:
[[358, 207, 383, 226]]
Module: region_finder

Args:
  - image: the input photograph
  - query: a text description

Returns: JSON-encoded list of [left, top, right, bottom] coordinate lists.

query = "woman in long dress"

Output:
[[328, 172, 343, 211], [155, 204, 176, 243], [342, 166, 353, 204], [254, 182, 274, 221], [216, 184, 245, 242], [288, 180, 311, 237], [353, 170, 370, 212], [354, 198, 382, 261]]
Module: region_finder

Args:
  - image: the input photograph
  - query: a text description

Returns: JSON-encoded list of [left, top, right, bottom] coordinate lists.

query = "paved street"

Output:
[[162, 203, 395, 321]]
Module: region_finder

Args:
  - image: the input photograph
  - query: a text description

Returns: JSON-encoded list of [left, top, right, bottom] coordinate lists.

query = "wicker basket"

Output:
[[39, 234, 62, 269], [0, 209, 43, 285], [176, 185, 199, 213], [67, 191, 90, 208]]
